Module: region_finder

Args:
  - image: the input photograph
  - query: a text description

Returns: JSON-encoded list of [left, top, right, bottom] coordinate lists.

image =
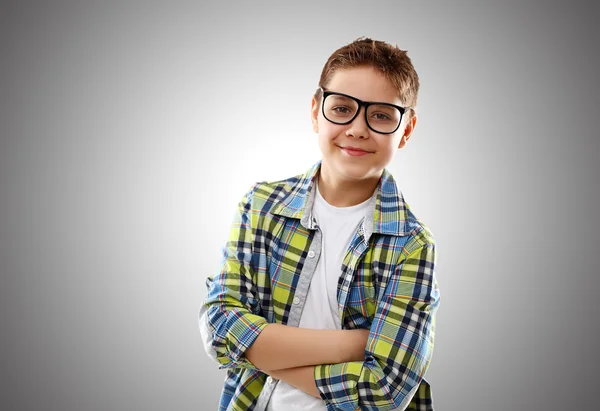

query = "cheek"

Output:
[[317, 128, 343, 156], [380, 140, 400, 159], [317, 133, 333, 154], [318, 120, 344, 141]]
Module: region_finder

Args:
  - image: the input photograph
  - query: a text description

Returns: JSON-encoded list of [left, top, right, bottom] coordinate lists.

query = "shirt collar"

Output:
[[270, 160, 411, 237]]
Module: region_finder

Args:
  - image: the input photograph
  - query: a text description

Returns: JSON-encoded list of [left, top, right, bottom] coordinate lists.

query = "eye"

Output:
[[372, 112, 392, 121], [332, 106, 352, 114], [368, 105, 400, 123]]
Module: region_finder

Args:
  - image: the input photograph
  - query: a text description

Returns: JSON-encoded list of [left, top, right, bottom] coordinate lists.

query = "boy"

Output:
[[199, 37, 440, 411]]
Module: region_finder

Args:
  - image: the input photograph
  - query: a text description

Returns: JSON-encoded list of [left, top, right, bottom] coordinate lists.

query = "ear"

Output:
[[398, 112, 417, 149], [310, 96, 319, 133]]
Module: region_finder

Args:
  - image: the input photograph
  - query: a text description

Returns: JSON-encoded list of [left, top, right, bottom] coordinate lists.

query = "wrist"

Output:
[[338, 329, 369, 363]]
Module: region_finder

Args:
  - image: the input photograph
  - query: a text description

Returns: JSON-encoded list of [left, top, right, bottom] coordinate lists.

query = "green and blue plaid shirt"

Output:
[[199, 160, 440, 411]]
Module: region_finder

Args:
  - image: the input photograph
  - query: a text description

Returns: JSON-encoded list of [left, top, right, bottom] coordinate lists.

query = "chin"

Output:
[[334, 161, 377, 180]]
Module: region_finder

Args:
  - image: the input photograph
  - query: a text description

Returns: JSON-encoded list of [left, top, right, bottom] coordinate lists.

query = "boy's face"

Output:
[[311, 66, 417, 184]]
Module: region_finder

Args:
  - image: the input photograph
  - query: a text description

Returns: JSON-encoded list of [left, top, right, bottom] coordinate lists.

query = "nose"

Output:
[[345, 106, 370, 139]]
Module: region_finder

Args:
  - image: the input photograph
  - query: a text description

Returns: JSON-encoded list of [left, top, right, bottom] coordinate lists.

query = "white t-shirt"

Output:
[[267, 179, 372, 410]]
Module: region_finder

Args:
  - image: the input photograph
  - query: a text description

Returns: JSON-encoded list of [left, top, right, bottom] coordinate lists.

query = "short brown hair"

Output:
[[316, 37, 420, 109]]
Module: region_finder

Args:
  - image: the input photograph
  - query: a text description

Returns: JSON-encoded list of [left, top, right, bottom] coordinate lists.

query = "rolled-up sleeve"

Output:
[[314, 242, 440, 410], [198, 184, 269, 370]]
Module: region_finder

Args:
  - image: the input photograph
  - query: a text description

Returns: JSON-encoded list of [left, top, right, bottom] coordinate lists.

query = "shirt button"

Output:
[[293, 297, 300, 305], [266, 376, 273, 384], [308, 250, 316, 258]]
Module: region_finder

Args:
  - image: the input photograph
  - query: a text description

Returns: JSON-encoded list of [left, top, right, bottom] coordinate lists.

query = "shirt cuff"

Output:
[[222, 311, 270, 369], [313, 361, 365, 411]]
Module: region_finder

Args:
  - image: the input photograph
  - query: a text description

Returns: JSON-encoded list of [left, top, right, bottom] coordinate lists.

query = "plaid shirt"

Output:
[[199, 160, 440, 411]]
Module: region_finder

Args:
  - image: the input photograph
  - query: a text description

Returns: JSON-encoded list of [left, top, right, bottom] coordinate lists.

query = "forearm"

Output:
[[245, 323, 369, 371]]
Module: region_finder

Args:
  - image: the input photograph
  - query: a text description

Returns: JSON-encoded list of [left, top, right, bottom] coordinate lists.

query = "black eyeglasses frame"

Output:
[[319, 87, 408, 135]]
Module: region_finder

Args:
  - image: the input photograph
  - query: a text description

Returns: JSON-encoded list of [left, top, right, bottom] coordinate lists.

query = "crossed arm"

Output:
[[200, 242, 438, 409], [200, 186, 438, 409], [244, 323, 370, 398]]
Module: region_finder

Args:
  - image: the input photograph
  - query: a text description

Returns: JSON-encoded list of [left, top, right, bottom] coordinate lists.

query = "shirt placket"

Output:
[[337, 220, 370, 327], [254, 224, 322, 411]]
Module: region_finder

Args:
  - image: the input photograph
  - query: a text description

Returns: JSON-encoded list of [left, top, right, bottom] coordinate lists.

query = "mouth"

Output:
[[338, 145, 372, 156]]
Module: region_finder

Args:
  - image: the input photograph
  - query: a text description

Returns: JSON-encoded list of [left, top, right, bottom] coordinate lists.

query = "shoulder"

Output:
[[239, 171, 305, 213], [401, 200, 436, 254]]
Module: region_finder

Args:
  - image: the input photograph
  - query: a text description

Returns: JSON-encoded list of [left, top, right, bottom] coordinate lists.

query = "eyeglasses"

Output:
[[319, 87, 407, 134]]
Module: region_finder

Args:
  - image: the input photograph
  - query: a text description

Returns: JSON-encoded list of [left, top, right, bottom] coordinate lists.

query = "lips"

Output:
[[338, 145, 372, 156]]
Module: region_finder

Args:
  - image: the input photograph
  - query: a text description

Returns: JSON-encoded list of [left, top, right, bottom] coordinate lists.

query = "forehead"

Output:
[[326, 66, 402, 105]]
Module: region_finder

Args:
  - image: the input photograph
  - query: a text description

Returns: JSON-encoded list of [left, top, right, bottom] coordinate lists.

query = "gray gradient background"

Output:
[[1, 1, 598, 410]]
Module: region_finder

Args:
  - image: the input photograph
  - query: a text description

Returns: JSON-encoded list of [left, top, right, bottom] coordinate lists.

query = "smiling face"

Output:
[[311, 65, 417, 187]]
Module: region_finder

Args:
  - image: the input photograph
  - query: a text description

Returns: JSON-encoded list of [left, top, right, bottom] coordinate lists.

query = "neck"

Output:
[[317, 164, 380, 208]]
